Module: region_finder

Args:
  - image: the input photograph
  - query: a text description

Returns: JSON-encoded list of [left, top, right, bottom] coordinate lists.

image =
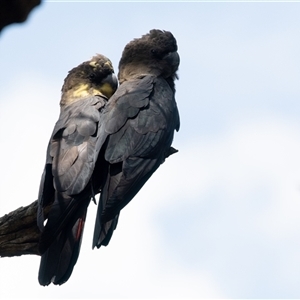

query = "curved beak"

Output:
[[164, 51, 180, 69]]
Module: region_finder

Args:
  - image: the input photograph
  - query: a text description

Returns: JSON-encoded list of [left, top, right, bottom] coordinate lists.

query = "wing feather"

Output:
[[50, 96, 105, 195], [37, 95, 107, 234], [93, 75, 180, 247]]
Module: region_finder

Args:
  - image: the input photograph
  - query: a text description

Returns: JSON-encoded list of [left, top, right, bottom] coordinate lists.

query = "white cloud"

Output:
[[131, 114, 300, 297]]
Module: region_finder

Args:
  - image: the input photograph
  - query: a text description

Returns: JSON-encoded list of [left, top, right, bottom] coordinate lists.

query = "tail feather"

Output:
[[93, 214, 119, 248], [93, 170, 120, 248], [39, 191, 90, 253], [38, 190, 89, 285], [38, 213, 86, 286]]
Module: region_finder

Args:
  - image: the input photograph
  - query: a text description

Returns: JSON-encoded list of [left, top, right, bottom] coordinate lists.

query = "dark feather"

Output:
[[38, 211, 87, 285], [50, 96, 106, 195], [37, 31, 180, 285], [37, 95, 108, 285], [93, 75, 179, 247]]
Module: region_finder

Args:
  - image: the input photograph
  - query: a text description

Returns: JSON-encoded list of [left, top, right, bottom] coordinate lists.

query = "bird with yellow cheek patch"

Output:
[[60, 54, 118, 106], [37, 54, 118, 286]]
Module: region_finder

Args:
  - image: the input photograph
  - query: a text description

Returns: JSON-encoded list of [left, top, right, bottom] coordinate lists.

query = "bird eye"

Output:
[[151, 49, 169, 60], [89, 73, 96, 80], [151, 49, 158, 56]]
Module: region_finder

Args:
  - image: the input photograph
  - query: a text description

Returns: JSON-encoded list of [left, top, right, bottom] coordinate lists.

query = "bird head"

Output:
[[60, 54, 118, 106], [118, 29, 180, 83]]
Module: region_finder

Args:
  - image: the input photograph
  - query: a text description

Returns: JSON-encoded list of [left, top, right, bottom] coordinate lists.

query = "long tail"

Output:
[[92, 157, 160, 249], [92, 171, 119, 248], [38, 192, 90, 286], [38, 210, 87, 286]]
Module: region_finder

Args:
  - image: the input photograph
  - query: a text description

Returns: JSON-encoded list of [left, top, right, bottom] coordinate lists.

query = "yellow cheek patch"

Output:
[[72, 83, 114, 100], [72, 83, 90, 98], [61, 82, 115, 106], [98, 83, 115, 98]]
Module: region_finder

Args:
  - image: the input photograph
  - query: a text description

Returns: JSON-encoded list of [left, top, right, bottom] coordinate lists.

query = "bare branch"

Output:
[[0, 201, 43, 257]]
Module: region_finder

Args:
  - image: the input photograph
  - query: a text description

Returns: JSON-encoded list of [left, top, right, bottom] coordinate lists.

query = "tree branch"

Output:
[[0, 0, 42, 33], [0, 200, 45, 257]]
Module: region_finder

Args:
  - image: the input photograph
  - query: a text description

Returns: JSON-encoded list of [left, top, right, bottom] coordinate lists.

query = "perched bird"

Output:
[[37, 29, 180, 286], [37, 54, 118, 285], [92, 29, 180, 248]]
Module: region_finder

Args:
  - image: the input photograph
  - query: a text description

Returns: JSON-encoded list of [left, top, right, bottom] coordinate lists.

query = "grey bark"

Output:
[[0, 201, 47, 257]]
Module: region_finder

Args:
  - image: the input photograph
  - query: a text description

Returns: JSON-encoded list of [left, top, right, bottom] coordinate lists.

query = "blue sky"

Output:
[[1, 1, 300, 298]]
